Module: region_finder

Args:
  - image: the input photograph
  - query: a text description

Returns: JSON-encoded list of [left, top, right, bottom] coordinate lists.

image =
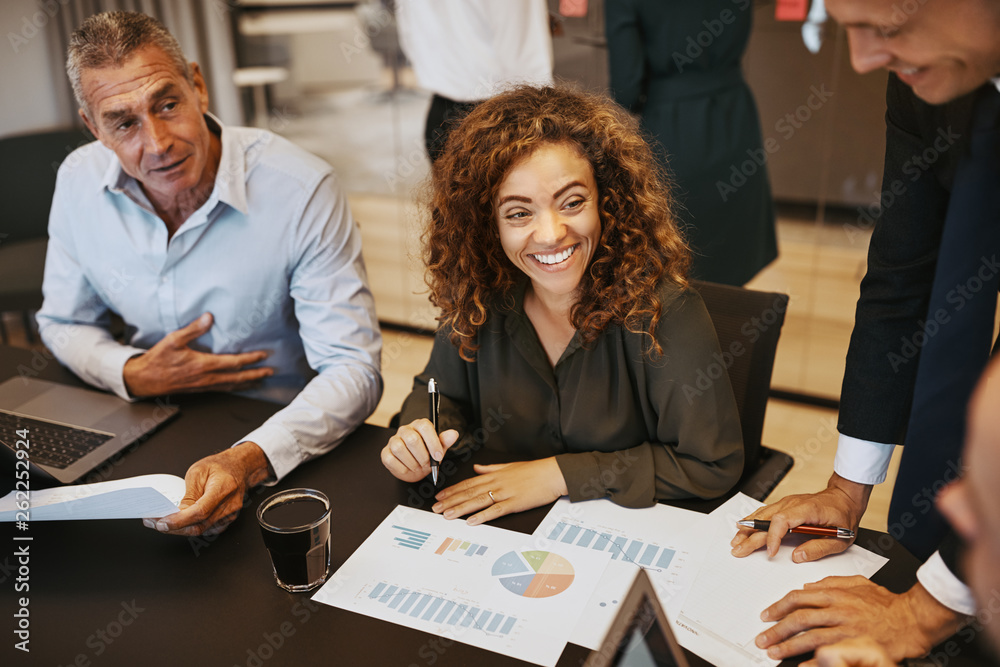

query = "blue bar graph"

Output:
[[486, 614, 504, 632], [422, 597, 443, 621], [388, 588, 409, 609], [548, 522, 567, 541], [638, 544, 658, 567], [400, 591, 421, 614], [611, 536, 628, 559], [561, 525, 582, 544], [545, 522, 679, 571], [368, 582, 519, 636], [434, 601, 455, 623], [392, 525, 432, 550]]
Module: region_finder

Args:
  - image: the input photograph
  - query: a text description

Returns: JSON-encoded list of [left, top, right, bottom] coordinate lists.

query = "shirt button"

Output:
[[161, 276, 168, 284]]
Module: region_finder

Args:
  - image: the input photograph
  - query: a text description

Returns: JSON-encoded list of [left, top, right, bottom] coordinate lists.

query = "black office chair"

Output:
[[690, 279, 794, 502], [0, 127, 93, 344]]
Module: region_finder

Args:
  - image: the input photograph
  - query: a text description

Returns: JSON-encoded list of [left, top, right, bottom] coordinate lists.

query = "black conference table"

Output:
[[0, 344, 989, 666]]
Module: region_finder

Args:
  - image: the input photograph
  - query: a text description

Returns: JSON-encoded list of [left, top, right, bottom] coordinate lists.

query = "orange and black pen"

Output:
[[737, 519, 855, 539]]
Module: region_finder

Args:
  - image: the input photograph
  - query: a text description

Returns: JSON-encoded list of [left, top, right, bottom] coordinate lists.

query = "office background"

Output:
[[0, 0, 947, 533]]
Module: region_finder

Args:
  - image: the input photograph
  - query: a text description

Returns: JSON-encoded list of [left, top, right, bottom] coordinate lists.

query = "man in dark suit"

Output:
[[729, 0, 1000, 662], [811, 358, 1000, 667]]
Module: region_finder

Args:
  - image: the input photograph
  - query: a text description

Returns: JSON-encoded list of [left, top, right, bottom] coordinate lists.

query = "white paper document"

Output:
[[531, 497, 710, 649], [312, 505, 613, 667], [673, 493, 889, 667], [532, 494, 889, 667], [0, 474, 185, 521]]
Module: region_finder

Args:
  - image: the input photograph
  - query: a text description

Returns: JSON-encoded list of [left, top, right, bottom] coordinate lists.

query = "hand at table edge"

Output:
[[756, 577, 968, 662]]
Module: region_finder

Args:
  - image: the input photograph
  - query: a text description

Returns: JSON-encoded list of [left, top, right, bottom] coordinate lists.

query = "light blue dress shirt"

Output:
[[37, 115, 383, 481]]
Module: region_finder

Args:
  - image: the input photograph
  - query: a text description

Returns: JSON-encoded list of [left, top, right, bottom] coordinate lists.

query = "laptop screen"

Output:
[[585, 569, 690, 667]]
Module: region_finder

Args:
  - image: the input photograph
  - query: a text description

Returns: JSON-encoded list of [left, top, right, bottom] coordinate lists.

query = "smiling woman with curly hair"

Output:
[[381, 86, 744, 524]]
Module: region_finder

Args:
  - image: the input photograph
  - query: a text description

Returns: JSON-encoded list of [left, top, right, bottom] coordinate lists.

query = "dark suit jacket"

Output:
[[838, 74, 978, 445], [839, 75, 996, 579]]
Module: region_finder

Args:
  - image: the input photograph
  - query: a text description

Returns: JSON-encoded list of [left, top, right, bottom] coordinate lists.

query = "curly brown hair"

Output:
[[426, 85, 690, 361]]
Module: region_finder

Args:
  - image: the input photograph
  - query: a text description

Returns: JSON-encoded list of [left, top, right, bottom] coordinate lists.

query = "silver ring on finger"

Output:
[[488, 490, 496, 504]]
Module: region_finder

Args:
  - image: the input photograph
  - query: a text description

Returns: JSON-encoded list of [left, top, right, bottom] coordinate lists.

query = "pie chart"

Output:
[[491, 550, 575, 598]]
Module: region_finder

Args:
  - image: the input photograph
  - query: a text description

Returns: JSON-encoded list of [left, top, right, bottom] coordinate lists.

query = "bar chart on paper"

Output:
[[366, 582, 521, 636], [532, 498, 708, 652], [547, 521, 677, 571], [314, 506, 614, 666]]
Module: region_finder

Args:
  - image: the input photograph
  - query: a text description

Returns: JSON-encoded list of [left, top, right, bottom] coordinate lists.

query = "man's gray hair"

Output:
[[67, 11, 192, 118]]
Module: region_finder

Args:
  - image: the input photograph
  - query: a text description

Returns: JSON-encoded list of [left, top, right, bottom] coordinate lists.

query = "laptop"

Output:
[[585, 569, 691, 667], [0, 377, 178, 484]]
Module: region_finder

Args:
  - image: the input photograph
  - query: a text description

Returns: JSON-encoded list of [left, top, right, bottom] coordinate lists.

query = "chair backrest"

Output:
[[0, 127, 94, 244], [690, 280, 789, 469]]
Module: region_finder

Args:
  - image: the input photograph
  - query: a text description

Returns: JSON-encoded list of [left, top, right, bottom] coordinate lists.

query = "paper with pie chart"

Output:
[[312, 505, 612, 667], [531, 497, 711, 651]]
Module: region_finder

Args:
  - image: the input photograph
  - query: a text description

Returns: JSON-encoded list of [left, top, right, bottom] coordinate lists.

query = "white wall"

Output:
[[0, 0, 67, 136]]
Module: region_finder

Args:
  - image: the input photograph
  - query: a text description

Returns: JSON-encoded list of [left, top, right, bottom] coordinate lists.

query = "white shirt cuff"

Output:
[[237, 422, 301, 483], [104, 345, 145, 401], [833, 434, 896, 485], [917, 551, 977, 616]]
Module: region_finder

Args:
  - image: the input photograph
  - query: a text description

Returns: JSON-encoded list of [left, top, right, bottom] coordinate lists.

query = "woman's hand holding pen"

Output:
[[433, 458, 568, 526], [381, 419, 459, 483]]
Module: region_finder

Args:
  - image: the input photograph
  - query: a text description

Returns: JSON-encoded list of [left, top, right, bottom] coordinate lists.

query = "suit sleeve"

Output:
[[838, 75, 952, 444]]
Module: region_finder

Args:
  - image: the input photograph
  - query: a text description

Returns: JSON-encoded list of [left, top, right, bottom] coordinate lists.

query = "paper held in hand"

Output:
[[0, 474, 185, 521]]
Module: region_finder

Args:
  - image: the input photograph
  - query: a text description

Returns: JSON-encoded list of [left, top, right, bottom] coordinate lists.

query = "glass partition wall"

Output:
[[232, 0, 888, 407]]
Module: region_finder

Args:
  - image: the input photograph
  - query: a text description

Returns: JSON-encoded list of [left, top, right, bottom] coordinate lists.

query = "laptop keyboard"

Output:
[[0, 411, 114, 469]]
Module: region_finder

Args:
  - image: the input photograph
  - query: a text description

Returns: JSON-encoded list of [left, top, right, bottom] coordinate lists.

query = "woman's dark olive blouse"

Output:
[[399, 282, 744, 507]]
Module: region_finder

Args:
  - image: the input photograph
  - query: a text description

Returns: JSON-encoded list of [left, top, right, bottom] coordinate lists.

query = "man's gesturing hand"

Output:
[[123, 313, 273, 397]]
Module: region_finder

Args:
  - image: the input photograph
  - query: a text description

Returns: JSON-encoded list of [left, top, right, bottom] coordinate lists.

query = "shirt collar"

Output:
[[994, 77, 1000, 94], [100, 112, 249, 217]]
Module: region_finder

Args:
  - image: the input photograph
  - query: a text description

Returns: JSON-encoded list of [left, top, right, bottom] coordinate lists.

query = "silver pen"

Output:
[[428, 378, 440, 486]]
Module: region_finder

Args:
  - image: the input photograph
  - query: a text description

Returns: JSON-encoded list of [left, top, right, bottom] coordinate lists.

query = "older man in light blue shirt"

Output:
[[36, 11, 382, 536]]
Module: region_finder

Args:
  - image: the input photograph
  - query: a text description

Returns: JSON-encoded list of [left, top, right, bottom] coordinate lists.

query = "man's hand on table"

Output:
[[123, 313, 273, 397], [755, 577, 966, 662], [731, 473, 871, 562], [144, 441, 272, 536]]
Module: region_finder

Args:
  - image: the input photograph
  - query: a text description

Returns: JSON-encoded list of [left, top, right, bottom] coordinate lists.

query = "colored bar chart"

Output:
[[367, 582, 518, 636], [391, 525, 431, 550], [547, 521, 676, 570], [434, 537, 488, 558]]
